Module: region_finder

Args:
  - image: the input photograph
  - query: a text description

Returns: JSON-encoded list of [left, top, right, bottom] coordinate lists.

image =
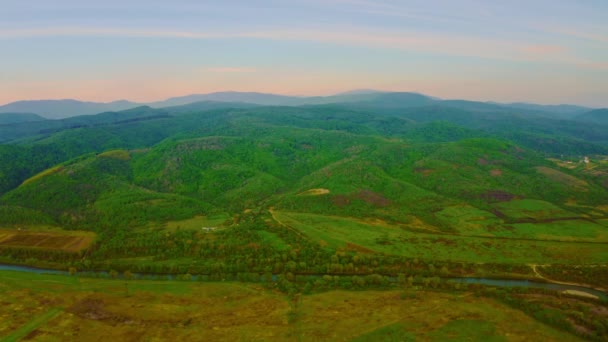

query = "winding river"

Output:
[[1, 264, 605, 300]]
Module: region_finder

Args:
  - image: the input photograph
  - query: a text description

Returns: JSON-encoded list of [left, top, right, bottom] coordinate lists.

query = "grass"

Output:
[[164, 214, 230, 232], [0, 270, 290, 341], [435, 204, 608, 242], [0, 271, 579, 341], [296, 290, 576, 341], [2, 307, 62, 342], [426, 319, 505, 341], [432, 204, 608, 242], [494, 199, 576, 220], [274, 211, 608, 264], [257, 230, 291, 251], [506, 220, 608, 242], [350, 322, 416, 342], [298, 188, 330, 196], [20, 165, 64, 187], [436, 205, 503, 236], [535, 166, 588, 191]]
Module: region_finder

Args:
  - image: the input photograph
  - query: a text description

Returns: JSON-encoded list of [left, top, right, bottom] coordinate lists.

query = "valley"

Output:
[[1, 94, 607, 340]]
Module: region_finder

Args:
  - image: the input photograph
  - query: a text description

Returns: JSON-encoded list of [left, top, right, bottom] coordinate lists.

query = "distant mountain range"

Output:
[[0, 99, 139, 120], [0, 90, 604, 121]]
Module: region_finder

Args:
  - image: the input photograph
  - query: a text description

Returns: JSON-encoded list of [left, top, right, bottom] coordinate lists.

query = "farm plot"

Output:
[[493, 199, 578, 221], [0, 229, 95, 252], [273, 211, 608, 264], [435, 205, 503, 236], [434, 205, 608, 242]]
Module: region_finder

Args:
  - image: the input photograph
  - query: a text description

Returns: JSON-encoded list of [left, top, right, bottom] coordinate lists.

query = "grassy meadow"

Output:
[[273, 211, 608, 264], [0, 270, 579, 342]]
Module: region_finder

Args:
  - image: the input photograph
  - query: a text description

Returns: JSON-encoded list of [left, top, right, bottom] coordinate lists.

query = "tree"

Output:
[[397, 273, 406, 285]]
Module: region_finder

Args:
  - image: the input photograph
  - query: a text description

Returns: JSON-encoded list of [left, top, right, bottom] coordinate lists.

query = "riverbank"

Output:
[[530, 264, 608, 293], [2, 263, 606, 301]]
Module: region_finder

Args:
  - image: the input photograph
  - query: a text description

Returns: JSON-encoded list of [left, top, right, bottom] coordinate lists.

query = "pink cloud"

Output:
[[522, 44, 566, 55]]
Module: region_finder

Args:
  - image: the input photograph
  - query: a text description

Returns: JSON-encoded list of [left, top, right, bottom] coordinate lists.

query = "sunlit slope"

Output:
[[276, 138, 608, 231], [1, 116, 607, 254], [1, 150, 211, 229]]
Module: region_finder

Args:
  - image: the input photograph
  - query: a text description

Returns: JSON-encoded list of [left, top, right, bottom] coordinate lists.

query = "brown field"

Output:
[[0, 229, 95, 252]]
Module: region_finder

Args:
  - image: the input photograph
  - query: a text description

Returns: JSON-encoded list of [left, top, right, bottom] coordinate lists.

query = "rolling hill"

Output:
[[0, 112, 47, 124], [575, 108, 608, 124]]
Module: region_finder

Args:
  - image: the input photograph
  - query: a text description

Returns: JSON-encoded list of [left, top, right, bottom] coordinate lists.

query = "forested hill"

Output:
[[575, 108, 608, 124], [0, 112, 47, 124], [1, 102, 608, 198]]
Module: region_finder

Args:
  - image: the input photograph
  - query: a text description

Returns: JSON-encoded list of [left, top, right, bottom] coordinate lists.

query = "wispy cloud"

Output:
[[0, 27, 230, 39], [538, 26, 608, 44], [0, 26, 605, 70], [206, 67, 257, 73]]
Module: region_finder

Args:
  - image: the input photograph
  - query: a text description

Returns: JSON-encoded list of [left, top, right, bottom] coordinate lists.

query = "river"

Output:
[[1, 264, 605, 300]]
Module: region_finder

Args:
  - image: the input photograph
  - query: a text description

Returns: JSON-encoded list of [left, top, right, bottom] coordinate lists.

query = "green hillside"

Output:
[[1, 101, 608, 341], [1, 110, 607, 268]]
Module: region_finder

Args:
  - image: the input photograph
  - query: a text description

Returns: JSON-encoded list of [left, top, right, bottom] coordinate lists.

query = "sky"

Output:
[[0, 0, 607, 107]]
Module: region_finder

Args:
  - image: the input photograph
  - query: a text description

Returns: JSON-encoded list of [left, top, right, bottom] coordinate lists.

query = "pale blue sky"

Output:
[[1, 0, 606, 106]]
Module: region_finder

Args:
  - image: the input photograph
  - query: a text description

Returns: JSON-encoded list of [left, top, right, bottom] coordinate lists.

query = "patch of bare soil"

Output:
[[490, 169, 502, 177], [343, 242, 375, 254], [68, 297, 111, 321], [479, 190, 517, 203], [591, 306, 608, 317], [356, 190, 391, 207], [414, 167, 435, 176], [332, 195, 351, 207], [23, 329, 42, 340], [566, 318, 594, 337]]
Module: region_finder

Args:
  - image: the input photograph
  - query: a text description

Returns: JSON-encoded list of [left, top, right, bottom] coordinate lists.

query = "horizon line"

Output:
[[0, 90, 603, 109]]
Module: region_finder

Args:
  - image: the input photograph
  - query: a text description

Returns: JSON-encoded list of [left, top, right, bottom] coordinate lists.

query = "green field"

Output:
[[435, 205, 503, 236], [493, 199, 577, 221], [0, 271, 578, 341], [273, 211, 608, 264], [164, 214, 231, 232], [435, 205, 608, 242]]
